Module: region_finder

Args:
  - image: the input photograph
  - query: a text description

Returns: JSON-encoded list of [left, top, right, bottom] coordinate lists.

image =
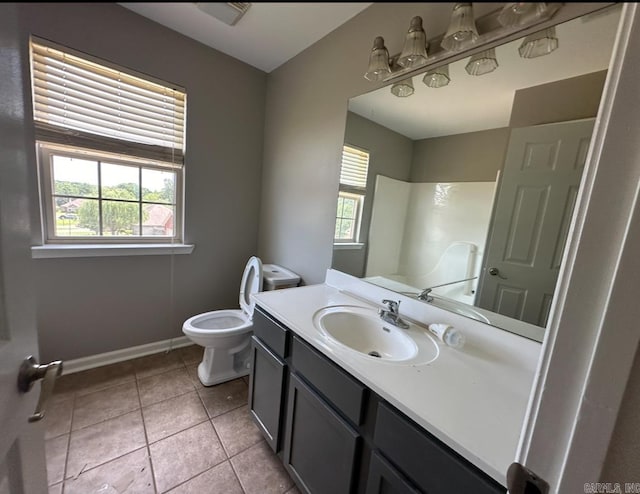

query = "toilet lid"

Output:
[[239, 256, 263, 318]]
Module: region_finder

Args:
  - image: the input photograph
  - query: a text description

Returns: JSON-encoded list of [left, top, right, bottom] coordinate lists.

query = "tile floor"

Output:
[[45, 345, 300, 494]]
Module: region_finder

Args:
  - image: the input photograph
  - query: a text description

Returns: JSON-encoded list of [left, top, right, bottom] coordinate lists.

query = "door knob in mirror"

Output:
[[488, 267, 507, 279]]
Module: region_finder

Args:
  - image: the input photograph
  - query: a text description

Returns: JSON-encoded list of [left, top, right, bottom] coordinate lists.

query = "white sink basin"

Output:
[[312, 305, 438, 364]]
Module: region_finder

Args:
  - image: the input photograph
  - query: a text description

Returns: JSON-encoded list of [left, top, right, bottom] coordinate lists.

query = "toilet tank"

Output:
[[262, 264, 301, 291]]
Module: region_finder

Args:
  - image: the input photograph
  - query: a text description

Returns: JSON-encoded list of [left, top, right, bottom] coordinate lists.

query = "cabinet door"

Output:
[[284, 373, 360, 494], [366, 451, 421, 494], [248, 336, 286, 452]]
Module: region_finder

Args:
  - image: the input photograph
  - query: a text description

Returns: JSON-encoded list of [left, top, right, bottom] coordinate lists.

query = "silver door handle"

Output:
[[488, 267, 507, 279], [17, 356, 63, 423]]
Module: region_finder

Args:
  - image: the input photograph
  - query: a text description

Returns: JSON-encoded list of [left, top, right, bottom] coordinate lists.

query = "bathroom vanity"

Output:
[[249, 271, 541, 493]]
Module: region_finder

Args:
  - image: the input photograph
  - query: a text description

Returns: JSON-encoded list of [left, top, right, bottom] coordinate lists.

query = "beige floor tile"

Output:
[[48, 482, 63, 494], [133, 351, 185, 380], [150, 421, 226, 493], [178, 345, 203, 365], [138, 367, 195, 407], [185, 363, 207, 391], [52, 372, 85, 400], [167, 461, 243, 494], [74, 360, 136, 396], [63, 447, 154, 494], [212, 405, 262, 457], [72, 381, 140, 430], [45, 397, 74, 439], [286, 485, 302, 494], [198, 378, 248, 418], [142, 390, 208, 443], [45, 434, 68, 486], [66, 410, 146, 478], [231, 441, 294, 494]]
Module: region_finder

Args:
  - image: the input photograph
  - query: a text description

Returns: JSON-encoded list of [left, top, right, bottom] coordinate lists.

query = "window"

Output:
[[335, 145, 369, 243], [30, 39, 186, 243]]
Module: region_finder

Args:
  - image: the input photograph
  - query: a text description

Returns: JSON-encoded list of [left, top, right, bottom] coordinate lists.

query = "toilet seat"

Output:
[[183, 309, 251, 335], [239, 256, 263, 318]]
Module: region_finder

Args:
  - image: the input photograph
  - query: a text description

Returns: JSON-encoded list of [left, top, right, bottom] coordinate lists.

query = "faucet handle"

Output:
[[381, 299, 400, 313]]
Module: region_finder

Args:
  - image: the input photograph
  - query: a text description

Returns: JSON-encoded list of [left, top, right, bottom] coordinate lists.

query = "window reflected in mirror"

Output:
[[334, 145, 369, 244]]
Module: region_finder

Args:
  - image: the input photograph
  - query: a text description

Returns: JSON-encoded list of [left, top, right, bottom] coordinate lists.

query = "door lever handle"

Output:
[[17, 356, 63, 423]]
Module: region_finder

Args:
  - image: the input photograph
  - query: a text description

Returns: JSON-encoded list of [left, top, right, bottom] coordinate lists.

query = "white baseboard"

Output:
[[62, 336, 193, 375]]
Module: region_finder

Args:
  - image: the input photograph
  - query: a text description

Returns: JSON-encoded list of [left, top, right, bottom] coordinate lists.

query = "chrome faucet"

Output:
[[378, 299, 410, 329], [417, 276, 478, 302]]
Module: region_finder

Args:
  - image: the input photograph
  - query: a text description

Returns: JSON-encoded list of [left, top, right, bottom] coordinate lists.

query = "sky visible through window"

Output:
[[53, 156, 172, 193]]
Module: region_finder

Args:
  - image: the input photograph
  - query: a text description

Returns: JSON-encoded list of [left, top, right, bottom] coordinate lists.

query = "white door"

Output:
[[0, 4, 58, 492], [476, 119, 595, 326]]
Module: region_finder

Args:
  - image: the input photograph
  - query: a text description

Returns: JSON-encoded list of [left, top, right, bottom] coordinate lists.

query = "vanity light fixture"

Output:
[[364, 36, 392, 81], [397, 16, 429, 68], [441, 3, 479, 52], [497, 2, 552, 28], [465, 48, 499, 76], [423, 64, 450, 88], [363, 3, 562, 84], [391, 77, 415, 97], [518, 26, 559, 58]]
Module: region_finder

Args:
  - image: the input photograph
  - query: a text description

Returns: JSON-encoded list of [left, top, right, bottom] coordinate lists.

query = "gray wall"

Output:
[[333, 111, 412, 277], [411, 128, 510, 183], [602, 343, 640, 480], [510, 70, 607, 127], [14, 3, 267, 361]]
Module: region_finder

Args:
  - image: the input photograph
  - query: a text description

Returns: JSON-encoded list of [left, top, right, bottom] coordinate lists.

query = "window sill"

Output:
[[31, 243, 195, 259], [333, 243, 365, 251]]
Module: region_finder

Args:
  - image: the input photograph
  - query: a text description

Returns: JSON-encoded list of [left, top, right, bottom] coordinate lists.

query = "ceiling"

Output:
[[349, 5, 622, 140], [119, 2, 372, 73]]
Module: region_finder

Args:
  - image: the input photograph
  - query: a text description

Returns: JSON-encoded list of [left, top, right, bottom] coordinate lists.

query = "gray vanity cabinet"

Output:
[[366, 451, 421, 494], [373, 402, 506, 494], [249, 305, 507, 494], [248, 308, 290, 453], [283, 335, 368, 493], [283, 372, 360, 493]]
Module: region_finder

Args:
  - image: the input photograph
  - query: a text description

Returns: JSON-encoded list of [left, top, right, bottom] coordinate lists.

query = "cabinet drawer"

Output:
[[374, 402, 506, 494], [253, 306, 289, 358], [291, 335, 366, 425]]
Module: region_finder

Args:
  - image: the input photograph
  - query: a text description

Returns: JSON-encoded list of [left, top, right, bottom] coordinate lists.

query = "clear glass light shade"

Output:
[[397, 16, 429, 68], [441, 3, 479, 52], [519, 27, 559, 58], [423, 65, 450, 88], [364, 37, 391, 81], [498, 2, 550, 27], [465, 49, 498, 76], [391, 78, 414, 97]]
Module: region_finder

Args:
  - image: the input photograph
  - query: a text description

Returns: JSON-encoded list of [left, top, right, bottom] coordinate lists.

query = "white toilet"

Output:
[[182, 256, 263, 386]]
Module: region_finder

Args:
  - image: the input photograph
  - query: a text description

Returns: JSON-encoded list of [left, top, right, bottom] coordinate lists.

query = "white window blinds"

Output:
[[31, 40, 186, 163], [340, 145, 369, 189]]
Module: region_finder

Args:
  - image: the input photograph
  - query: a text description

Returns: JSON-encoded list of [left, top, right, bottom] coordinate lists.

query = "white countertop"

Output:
[[253, 274, 542, 487]]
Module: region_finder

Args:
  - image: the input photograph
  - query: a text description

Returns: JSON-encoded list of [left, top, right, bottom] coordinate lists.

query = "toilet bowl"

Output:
[[182, 256, 263, 386]]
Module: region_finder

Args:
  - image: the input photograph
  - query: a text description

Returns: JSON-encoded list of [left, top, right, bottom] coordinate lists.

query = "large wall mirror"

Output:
[[332, 5, 621, 340]]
